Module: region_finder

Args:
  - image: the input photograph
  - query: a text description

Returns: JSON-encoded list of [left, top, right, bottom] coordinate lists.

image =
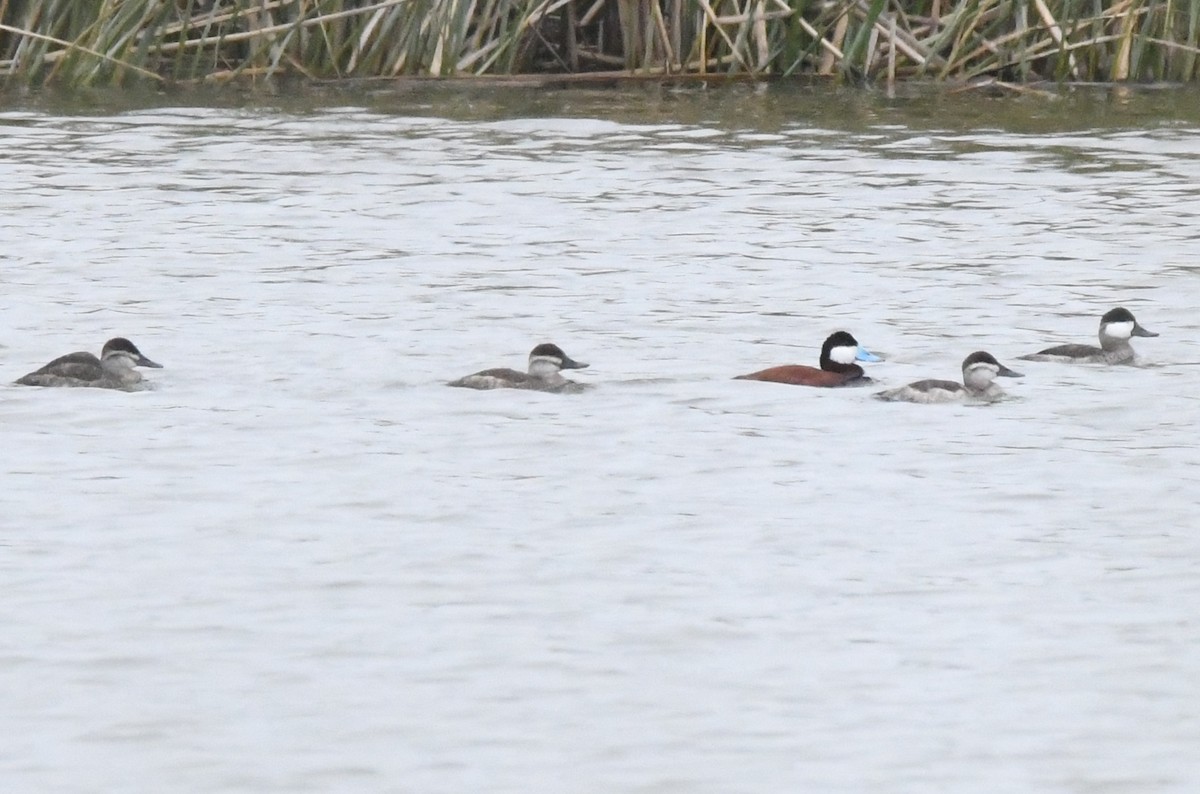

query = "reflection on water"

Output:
[[2, 86, 1200, 791]]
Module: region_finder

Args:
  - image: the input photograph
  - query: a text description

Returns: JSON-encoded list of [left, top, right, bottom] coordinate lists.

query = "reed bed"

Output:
[[3, 0, 1200, 86]]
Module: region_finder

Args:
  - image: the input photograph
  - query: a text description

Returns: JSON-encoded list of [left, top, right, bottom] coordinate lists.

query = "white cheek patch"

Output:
[[1102, 321, 1134, 339], [965, 363, 999, 382], [528, 356, 563, 374], [829, 345, 858, 365]]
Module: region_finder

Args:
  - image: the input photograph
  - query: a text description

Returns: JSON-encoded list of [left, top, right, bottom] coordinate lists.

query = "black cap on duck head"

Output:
[[102, 337, 163, 368], [820, 331, 862, 367], [962, 350, 999, 368], [1100, 307, 1136, 325], [962, 350, 1022, 378], [529, 343, 588, 370], [102, 337, 139, 355]]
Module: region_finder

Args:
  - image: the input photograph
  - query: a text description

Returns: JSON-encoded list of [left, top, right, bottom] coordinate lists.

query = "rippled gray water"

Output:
[[3, 85, 1200, 792]]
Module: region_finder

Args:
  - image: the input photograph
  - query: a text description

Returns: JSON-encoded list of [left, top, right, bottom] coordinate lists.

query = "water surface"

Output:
[[2, 85, 1200, 792]]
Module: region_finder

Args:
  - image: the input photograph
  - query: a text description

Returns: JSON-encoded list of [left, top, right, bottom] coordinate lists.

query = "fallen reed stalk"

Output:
[[2, 0, 1200, 87]]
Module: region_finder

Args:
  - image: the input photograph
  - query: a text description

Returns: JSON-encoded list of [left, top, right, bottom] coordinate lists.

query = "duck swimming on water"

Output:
[[1019, 307, 1158, 365], [735, 331, 880, 388], [875, 351, 1022, 404], [16, 337, 162, 390], [448, 343, 590, 394]]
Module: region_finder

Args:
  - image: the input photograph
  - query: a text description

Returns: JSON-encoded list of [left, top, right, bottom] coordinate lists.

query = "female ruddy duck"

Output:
[[875, 351, 1022, 404], [735, 331, 880, 388], [16, 337, 162, 390], [1019, 307, 1158, 365], [449, 343, 589, 394]]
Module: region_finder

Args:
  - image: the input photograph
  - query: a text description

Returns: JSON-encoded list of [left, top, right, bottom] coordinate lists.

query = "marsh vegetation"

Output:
[[3, 0, 1199, 87]]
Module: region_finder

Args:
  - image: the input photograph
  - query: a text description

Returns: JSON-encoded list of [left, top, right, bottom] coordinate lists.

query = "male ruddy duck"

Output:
[[1018, 307, 1158, 365], [448, 343, 589, 394], [734, 331, 880, 388], [16, 337, 162, 390], [875, 351, 1022, 404]]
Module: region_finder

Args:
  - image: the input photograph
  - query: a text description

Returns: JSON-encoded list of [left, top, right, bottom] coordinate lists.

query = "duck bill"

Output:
[[138, 355, 164, 369], [855, 347, 882, 363], [560, 357, 588, 370], [1132, 323, 1158, 338], [997, 363, 1022, 378]]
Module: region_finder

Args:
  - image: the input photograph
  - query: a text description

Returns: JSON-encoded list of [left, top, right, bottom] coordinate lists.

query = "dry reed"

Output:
[[3, 0, 1200, 86]]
